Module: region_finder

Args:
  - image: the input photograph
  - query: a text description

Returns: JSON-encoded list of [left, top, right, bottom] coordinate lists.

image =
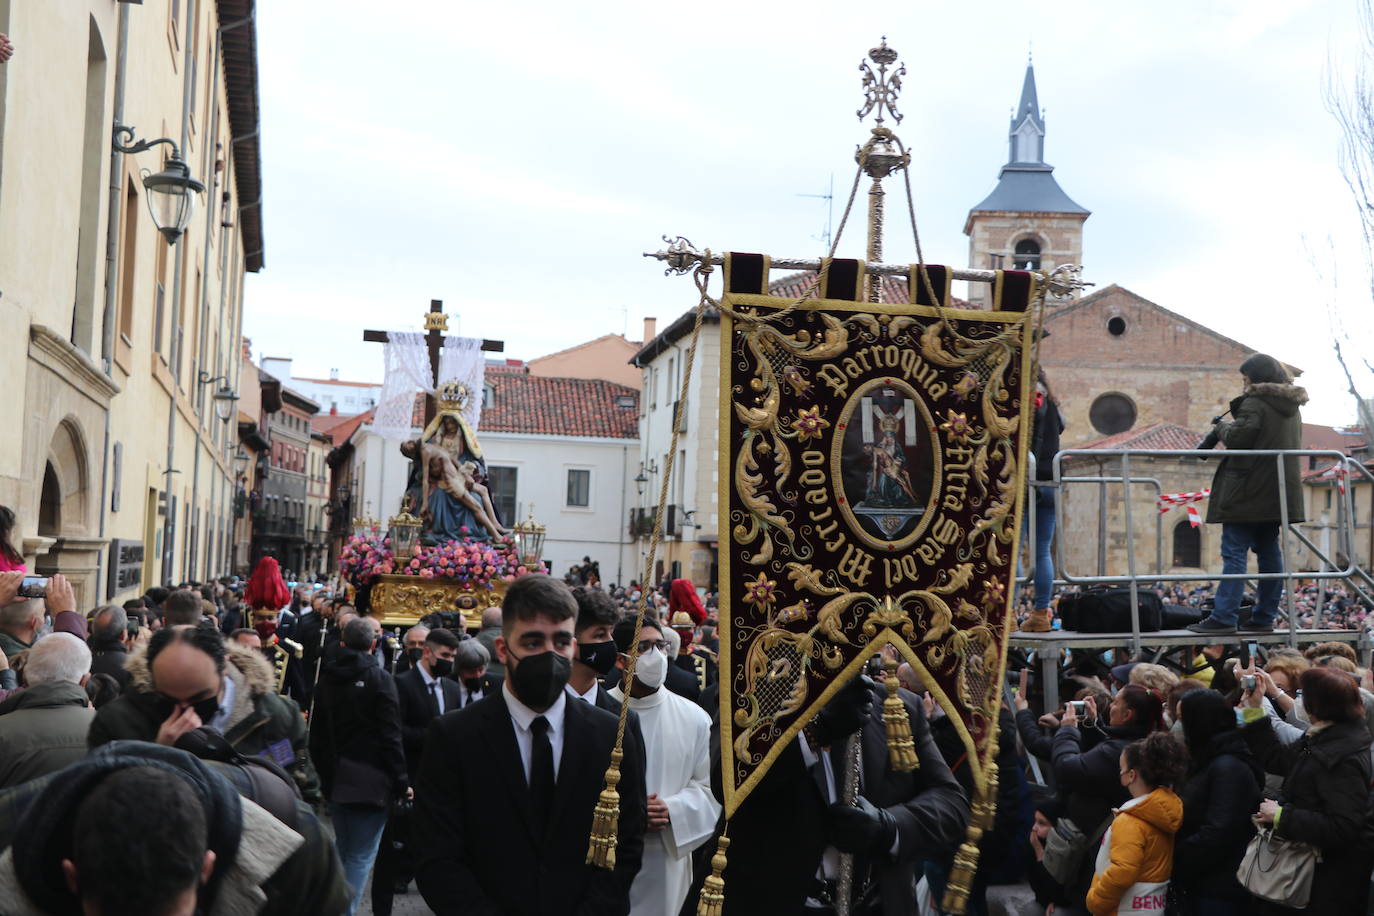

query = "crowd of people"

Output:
[[6, 544, 1374, 915], [1004, 640, 1374, 916]]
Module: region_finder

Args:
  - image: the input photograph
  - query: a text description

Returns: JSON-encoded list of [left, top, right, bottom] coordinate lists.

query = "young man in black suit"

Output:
[[413, 574, 647, 916], [395, 627, 463, 778], [567, 586, 624, 712], [375, 626, 463, 916]]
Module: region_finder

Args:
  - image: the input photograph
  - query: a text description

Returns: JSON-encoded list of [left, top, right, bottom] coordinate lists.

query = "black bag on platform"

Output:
[[1161, 603, 1204, 629], [1058, 587, 1163, 633]]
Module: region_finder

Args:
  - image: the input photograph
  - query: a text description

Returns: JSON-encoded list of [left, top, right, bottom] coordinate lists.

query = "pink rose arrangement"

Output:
[[339, 532, 526, 590]]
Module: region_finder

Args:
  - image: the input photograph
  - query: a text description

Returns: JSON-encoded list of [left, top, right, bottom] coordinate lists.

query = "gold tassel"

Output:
[[882, 658, 918, 772], [941, 770, 999, 915], [696, 834, 730, 916], [585, 747, 623, 869]]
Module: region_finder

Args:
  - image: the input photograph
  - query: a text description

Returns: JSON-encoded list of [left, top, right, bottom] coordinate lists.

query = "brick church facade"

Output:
[[964, 63, 1355, 582]]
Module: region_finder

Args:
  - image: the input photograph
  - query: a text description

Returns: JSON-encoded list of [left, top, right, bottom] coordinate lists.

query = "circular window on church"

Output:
[[1107, 316, 1127, 336], [1089, 393, 1137, 436]]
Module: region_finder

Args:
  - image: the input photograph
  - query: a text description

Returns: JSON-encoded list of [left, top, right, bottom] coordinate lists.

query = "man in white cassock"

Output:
[[609, 614, 720, 916]]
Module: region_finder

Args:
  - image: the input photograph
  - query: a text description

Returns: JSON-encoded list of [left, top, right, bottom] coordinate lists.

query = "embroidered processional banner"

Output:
[[717, 252, 1040, 816]]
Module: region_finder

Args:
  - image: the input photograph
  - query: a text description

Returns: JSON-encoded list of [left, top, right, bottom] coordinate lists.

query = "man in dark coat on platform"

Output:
[[717, 675, 970, 916], [1190, 353, 1307, 636]]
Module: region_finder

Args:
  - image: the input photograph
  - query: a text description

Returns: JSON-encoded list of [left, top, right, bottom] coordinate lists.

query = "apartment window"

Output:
[[73, 20, 109, 355], [152, 213, 168, 356], [488, 466, 518, 526], [117, 179, 138, 344], [566, 469, 591, 508]]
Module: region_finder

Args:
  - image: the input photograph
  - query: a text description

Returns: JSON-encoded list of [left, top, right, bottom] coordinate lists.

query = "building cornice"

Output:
[[29, 324, 121, 406]]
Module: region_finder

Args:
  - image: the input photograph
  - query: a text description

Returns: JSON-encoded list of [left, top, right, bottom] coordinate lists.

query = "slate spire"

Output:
[[1008, 60, 1045, 165]]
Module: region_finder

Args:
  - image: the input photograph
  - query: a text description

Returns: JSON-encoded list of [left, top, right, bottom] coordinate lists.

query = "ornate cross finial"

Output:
[[857, 37, 905, 126]]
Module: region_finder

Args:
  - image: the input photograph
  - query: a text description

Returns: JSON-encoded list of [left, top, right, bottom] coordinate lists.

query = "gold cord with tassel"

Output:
[[940, 736, 1001, 915], [696, 833, 730, 916], [585, 747, 623, 868], [585, 287, 709, 870], [882, 658, 918, 772]]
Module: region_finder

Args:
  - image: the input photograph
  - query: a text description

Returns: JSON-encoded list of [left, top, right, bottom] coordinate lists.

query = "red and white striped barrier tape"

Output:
[[1158, 488, 1210, 528]]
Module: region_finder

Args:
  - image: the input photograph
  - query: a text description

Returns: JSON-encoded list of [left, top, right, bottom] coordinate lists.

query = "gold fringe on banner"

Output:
[[940, 749, 1001, 914], [882, 658, 918, 773], [586, 747, 624, 868], [696, 833, 731, 916]]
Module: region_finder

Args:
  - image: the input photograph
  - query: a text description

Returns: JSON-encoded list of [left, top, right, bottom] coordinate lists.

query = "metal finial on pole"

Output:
[[855, 39, 911, 303]]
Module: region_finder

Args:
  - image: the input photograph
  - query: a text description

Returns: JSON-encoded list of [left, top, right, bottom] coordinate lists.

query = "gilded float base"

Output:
[[367, 574, 507, 630]]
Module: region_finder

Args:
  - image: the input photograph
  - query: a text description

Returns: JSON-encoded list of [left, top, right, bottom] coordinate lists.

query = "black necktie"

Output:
[[530, 716, 555, 827], [427, 681, 439, 717]]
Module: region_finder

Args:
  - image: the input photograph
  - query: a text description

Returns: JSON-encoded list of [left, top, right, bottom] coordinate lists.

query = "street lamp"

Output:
[[197, 372, 240, 423], [634, 471, 648, 497], [112, 124, 206, 244]]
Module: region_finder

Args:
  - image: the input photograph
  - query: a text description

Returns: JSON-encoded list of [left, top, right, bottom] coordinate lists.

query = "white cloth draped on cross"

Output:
[[1157, 488, 1210, 528], [370, 331, 485, 441]]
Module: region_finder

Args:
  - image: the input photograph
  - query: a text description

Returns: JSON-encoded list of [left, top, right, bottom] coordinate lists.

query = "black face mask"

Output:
[[507, 648, 571, 710], [463, 676, 484, 694], [577, 639, 619, 676], [407, 647, 424, 664], [431, 659, 455, 679]]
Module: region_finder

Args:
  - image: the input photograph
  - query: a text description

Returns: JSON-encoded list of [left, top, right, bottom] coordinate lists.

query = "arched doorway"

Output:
[[33, 418, 100, 609], [38, 463, 61, 536]]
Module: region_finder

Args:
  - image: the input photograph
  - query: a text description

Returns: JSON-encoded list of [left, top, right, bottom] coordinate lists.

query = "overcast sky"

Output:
[[243, 0, 1374, 427]]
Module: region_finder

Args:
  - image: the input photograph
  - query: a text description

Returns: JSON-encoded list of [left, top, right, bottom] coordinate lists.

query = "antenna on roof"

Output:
[[796, 173, 835, 250]]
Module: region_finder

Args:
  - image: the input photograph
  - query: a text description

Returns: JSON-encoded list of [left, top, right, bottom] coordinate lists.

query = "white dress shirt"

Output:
[[567, 680, 601, 705], [503, 680, 566, 783], [418, 664, 447, 716]]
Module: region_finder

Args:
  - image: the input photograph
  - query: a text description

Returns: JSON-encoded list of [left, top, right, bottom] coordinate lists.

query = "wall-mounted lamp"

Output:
[[112, 124, 206, 244]]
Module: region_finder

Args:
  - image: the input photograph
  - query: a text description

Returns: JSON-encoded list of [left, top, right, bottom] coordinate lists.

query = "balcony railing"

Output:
[[629, 504, 686, 539]]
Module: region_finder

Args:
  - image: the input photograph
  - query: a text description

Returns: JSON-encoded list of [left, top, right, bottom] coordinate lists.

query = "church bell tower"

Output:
[[964, 58, 1089, 306]]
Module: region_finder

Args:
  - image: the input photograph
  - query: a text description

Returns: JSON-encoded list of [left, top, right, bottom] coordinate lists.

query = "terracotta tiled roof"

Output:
[[479, 368, 639, 438], [328, 409, 374, 447], [1076, 422, 1205, 452], [312, 411, 367, 437], [767, 271, 972, 307], [1301, 423, 1367, 455], [1304, 456, 1374, 482]]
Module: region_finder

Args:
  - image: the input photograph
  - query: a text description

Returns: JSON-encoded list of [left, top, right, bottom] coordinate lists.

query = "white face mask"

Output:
[[633, 647, 668, 690]]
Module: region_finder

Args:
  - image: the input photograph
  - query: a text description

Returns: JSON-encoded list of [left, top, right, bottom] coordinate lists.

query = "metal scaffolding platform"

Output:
[[1011, 627, 1370, 710]]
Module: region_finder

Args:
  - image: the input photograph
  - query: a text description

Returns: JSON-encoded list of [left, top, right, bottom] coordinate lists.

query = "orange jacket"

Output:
[[1086, 787, 1184, 915]]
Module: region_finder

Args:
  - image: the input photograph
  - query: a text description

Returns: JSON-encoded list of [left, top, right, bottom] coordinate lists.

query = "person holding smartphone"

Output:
[[0, 570, 74, 659]]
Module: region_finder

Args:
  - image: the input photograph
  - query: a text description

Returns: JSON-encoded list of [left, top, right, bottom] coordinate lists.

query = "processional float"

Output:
[[342, 301, 550, 629], [586, 38, 1091, 915]]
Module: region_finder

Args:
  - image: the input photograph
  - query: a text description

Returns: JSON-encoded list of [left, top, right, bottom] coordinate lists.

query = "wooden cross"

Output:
[[363, 299, 504, 427]]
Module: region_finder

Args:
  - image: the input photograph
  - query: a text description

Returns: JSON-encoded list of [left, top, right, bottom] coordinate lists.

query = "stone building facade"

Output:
[[0, 0, 264, 604], [1038, 285, 1260, 451]]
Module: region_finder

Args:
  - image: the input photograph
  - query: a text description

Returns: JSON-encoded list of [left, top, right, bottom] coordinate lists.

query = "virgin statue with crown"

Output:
[[400, 381, 507, 543]]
